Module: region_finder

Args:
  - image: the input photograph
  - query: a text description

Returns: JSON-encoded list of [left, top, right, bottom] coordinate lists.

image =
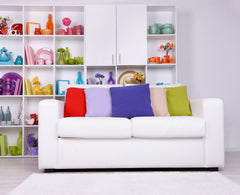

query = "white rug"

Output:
[[9, 172, 240, 195]]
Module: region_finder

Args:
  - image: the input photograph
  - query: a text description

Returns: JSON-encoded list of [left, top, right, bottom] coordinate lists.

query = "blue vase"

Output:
[[5, 106, 11, 124], [0, 106, 4, 124], [29, 147, 38, 155], [76, 72, 83, 84], [107, 72, 115, 84], [15, 56, 23, 65]]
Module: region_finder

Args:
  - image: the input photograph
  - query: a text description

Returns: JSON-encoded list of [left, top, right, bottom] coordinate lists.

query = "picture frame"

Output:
[[27, 22, 41, 35], [57, 80, 70, 95]]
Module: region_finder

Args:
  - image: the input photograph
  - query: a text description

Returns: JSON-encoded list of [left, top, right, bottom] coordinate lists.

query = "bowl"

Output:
[[161, 27, 174, 34], [162, 24, 173, 29]]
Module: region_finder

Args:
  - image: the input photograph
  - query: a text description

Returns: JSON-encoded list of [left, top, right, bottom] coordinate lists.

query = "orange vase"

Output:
[[46, 14, 53, 35], [164, 55, 170, 63]]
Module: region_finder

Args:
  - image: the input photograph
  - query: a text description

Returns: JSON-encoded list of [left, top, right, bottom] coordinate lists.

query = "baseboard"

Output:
[[225, 148, 240, 152]]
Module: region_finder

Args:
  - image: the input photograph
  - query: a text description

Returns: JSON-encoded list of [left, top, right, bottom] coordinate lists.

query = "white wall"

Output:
[[1, 0, 240, 149]]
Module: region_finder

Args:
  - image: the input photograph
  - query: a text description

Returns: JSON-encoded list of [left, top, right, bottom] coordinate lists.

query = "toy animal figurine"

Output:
[[0, 47, 12, 62], [32, 76, 44, 95]]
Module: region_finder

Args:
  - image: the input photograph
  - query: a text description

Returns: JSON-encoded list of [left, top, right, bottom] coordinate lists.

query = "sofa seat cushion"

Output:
[[58, 117, 131, 139], [131, 116, 205, 138]]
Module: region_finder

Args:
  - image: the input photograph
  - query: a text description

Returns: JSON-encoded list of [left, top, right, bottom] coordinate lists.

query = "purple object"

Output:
[[85, 87, 112, 117], [107, 72, 115, 85], [2, 72, 22, 95], [29, 147, 38, 155], [110, 84, 154, 118]]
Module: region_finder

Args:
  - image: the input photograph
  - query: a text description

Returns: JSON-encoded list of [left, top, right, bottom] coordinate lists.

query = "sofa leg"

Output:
[[44, 169, 55, 173], [207, 167, 219, 171]]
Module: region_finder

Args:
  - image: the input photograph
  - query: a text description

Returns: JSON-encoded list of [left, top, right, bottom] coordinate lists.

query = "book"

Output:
[[14, 79, 20, 95], [17, 78, 23, 95], [24, 79, 32, 95]]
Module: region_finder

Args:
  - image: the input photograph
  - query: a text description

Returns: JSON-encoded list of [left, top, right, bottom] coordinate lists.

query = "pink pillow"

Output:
[[150, 87, 170, 116]]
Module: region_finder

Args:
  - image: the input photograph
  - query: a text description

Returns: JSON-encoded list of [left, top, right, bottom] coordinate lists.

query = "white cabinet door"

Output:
[[117, 5, 147, 65], [85, 5, 116, 65]]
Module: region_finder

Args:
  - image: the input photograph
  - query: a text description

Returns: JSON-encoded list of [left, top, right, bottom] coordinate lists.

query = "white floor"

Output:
[[1, 152, 240, 195]]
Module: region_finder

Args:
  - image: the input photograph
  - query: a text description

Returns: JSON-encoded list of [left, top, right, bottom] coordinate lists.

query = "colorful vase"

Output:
[[107, 72, 115, 84]]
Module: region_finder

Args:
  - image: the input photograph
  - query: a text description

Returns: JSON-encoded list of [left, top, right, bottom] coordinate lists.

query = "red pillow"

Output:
[[64, 88, 86, 117]]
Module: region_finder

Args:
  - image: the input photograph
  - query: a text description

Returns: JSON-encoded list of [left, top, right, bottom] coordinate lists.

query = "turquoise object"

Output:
[[15, 56, 23, 65], [162, 24, 173, 29], [161, 27, 174, 34], [0, 47, 12, 62], [5, 106, 11, 122], [76, 72, 83, 84]]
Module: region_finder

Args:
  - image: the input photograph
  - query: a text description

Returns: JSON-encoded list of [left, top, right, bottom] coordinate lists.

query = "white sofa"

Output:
[[38, 98, 224, 170]]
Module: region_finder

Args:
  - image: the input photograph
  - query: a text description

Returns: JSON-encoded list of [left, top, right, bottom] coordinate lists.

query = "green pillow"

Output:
[[164, 86, 192, 116]]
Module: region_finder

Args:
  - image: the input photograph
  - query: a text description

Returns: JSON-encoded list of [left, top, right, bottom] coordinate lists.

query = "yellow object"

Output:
[[24, 79, 32, 95], [41, 84, 53, 95], [32, 76, 43, 95]]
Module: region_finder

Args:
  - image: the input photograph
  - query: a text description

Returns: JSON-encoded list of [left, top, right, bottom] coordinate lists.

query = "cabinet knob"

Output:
[[119, 54, 121, 64], [112, 54, 114, 65]]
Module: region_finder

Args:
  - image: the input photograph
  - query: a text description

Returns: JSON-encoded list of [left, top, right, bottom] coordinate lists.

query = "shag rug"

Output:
[[9, 172, 240, 195]]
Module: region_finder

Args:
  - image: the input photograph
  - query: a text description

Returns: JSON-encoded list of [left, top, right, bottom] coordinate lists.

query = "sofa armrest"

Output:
[[38, 99, 64, 169], [190, 98, 224, 167]]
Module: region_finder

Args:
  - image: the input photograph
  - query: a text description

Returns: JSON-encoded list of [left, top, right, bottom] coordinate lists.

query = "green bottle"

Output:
[[64, 47, 70, 64], [17, 130, 22, 155]]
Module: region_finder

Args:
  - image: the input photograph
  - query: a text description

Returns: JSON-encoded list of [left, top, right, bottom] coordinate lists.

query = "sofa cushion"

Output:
[[58, 117, 131, 139], [64, 87, 86, 117], [165, 86, 192, 116], [131, 116, 205, 138], [150, 87, 170, 116], [110, 84, 154, 118], [85, 87, 112, 117]]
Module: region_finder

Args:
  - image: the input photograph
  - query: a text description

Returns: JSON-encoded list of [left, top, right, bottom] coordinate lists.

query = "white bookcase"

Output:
[[0, 4, 177, 158]]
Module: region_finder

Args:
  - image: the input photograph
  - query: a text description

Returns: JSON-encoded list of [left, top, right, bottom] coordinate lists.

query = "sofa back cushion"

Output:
[[110, 84, 154, 118], [64, 87, 86, 117], [85, 87, 112, 117], [150, 87, 170, 116], [165, 85, 192, 116]]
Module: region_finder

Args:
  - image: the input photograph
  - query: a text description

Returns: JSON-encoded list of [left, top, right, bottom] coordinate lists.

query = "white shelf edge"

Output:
[[24, 95, 54, 98], [0, 125, 23, 128], [0, 95, 23, 98]]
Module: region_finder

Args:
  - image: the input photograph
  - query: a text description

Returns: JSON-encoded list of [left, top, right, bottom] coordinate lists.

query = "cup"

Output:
[[149, 24, 160, 34], [58, 29, 65, 35], [9, 146, 18, 156], [156, 57, 161, 64], [67, 28, 74, 35]]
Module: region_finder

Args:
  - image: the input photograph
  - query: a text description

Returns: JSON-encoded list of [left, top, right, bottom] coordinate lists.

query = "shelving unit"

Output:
[[0, 4, 177, 158]]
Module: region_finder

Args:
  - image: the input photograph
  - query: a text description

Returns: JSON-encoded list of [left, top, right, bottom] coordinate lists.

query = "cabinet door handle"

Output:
[[119, 54, 121, 64], [112, 54, 114, 65]]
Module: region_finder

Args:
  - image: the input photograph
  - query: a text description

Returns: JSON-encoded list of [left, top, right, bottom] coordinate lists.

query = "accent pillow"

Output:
[[85, 87, 112, 117], [150, 87, 170, 116], [64, 87, 86, 117], [165, 86, 192, 116], [110, 84, 154, 118]]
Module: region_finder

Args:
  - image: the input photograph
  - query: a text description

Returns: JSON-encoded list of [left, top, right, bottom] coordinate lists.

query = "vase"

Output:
[[29, 147, 38, 155], [17, 130, 22, 155], [64, 47, 70, 64], [164, 55, 170, 63], [58, 52, 65, 65], [107, 72, 115, 84]]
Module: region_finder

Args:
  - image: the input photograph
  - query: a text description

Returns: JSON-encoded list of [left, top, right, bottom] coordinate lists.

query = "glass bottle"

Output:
[[0, 106, 4, 124], [107, 72, 115, 84], [5, 106, 11, 124], [17, 130, 22, 155], [57, 51, 65, 65], [46, 14, 53, 35], [76, 72, 83, 84], [64, 47, 70, 64]]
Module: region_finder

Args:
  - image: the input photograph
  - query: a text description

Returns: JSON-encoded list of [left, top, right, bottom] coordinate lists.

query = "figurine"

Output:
[[15, 56, 23, 65], [32, 76, 44, 95], [76, 72, 83, 84], [0, 47, 13, 65]]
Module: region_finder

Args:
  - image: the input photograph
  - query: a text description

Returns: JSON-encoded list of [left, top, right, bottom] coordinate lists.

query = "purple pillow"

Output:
[[110, 84, 154, 118], [85, 87, 112, 117]]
